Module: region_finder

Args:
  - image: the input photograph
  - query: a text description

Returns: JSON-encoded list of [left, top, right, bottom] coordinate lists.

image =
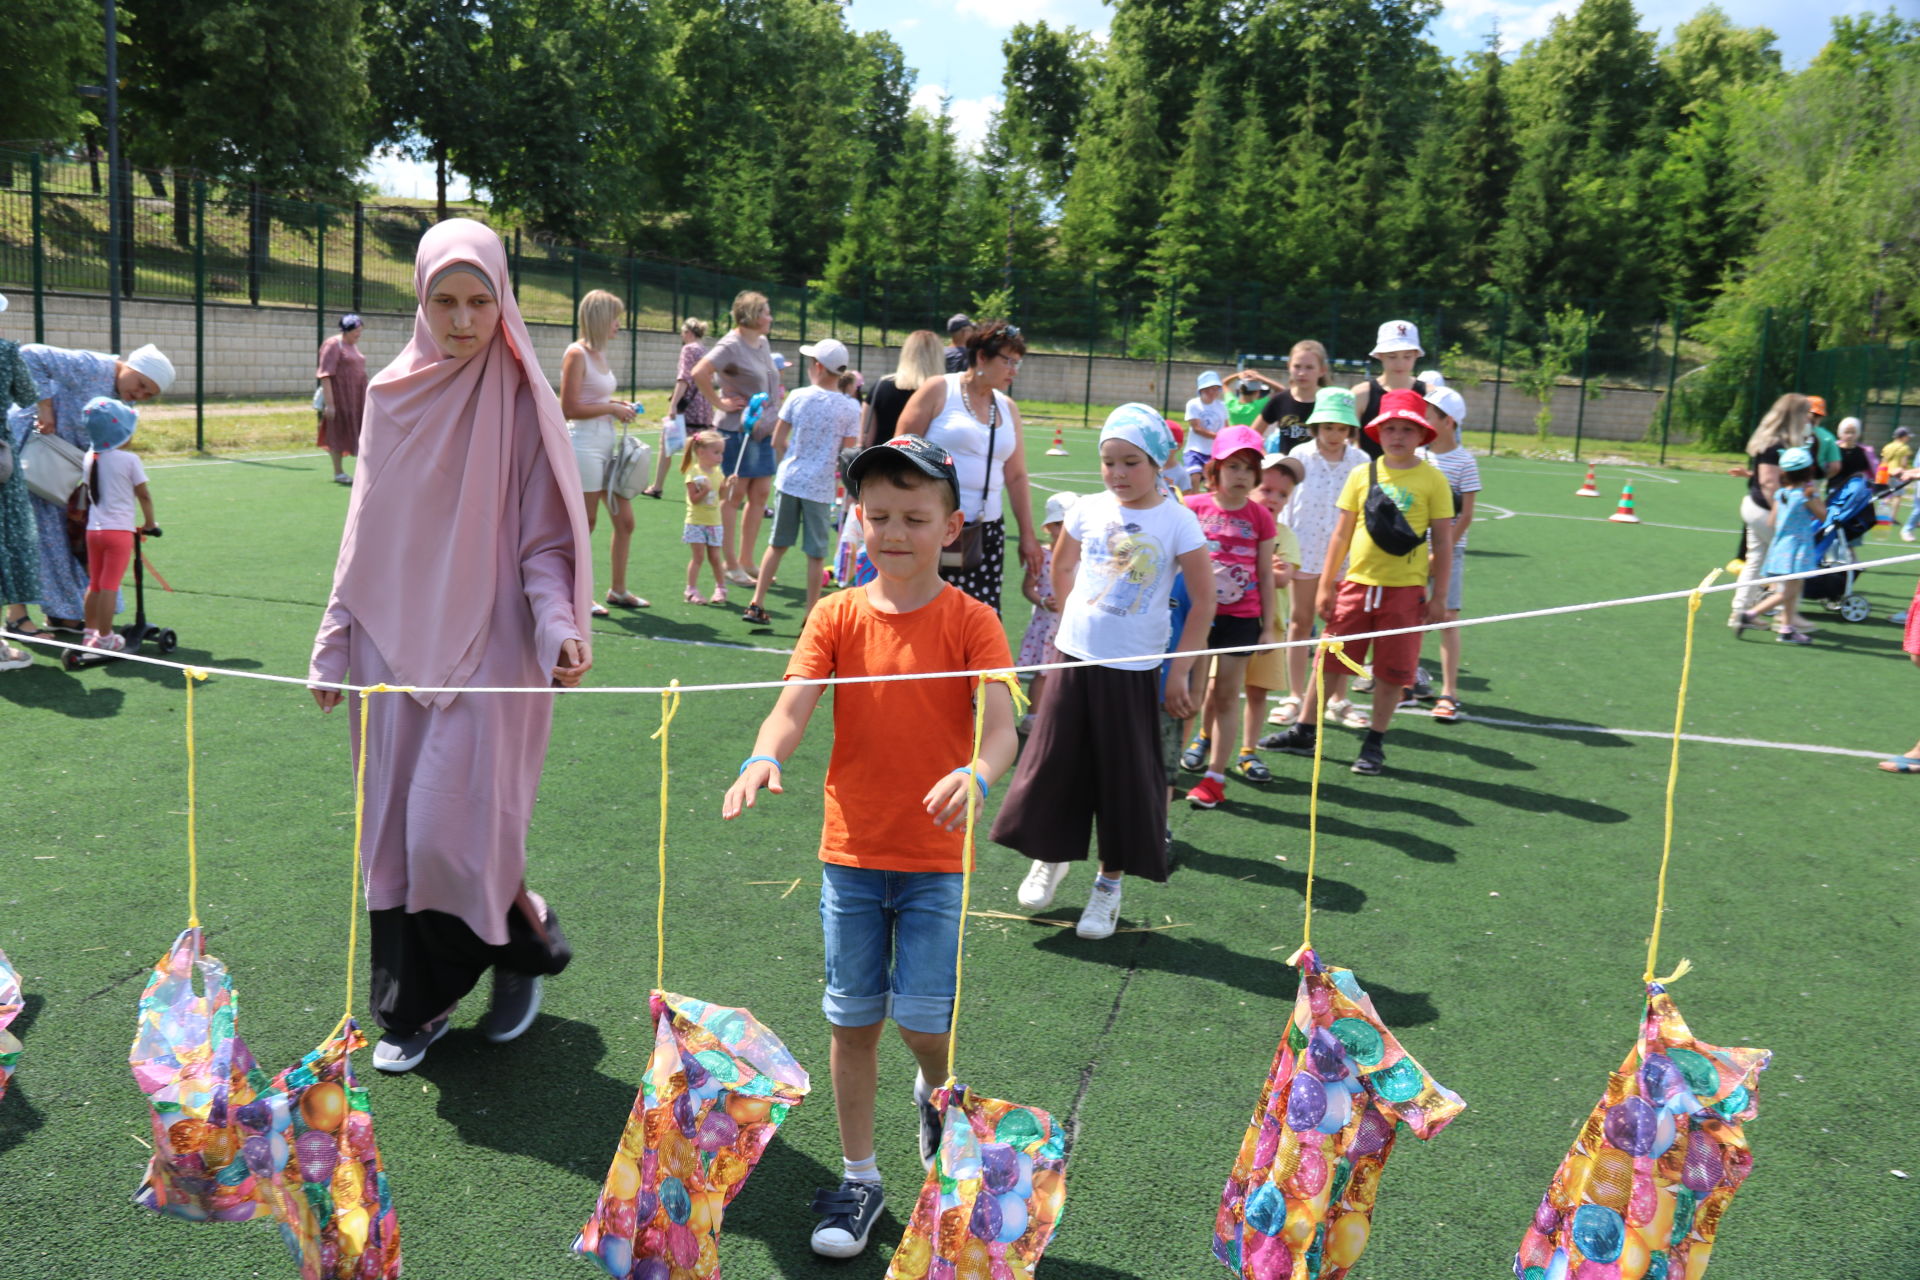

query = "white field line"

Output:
[[1401, 709, 1889, 761]]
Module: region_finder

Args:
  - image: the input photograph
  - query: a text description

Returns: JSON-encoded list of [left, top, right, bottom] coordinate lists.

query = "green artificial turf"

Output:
[[2, 432, 1917, 1278]]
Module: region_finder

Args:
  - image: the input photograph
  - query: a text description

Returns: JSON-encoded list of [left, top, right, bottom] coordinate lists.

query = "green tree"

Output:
[[999, 21, 1093, 203], [1137, 68, 1231, 357], [363, 0, 486, 222], [0, 0, 97, 150], [1448, 37, 1514, 284]]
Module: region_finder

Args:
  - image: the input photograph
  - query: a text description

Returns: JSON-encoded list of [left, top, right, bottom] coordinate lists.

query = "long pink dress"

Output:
[[309, 382, 578, 946], [315, 334, 368, 455]]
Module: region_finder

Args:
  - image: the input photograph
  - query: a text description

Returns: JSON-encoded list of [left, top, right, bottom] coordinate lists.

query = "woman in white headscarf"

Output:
[[4, 340, 172, 634]]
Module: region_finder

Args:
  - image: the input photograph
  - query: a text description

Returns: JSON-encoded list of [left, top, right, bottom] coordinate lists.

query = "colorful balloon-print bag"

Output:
[[129, 926, 273, 1222], [574, 990, 811, 1279], [886, 1082, 1068, 1280], [253, 1019, 401, 1280], [1215, 949, 1464, 1280], [1515, 985, 1769, 1280], [0, 947, 21, 1101]]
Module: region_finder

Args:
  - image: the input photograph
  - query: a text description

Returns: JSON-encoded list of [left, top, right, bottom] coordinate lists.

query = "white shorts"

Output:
[[569, 418, 616, 493], [683, 524, 723, 546]]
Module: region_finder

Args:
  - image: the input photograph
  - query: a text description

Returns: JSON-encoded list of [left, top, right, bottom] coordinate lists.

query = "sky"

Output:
[[363, 0, 1894, 198]]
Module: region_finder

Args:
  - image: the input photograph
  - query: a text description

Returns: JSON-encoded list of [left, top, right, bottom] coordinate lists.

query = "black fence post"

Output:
[[570, 247, 582, 322], [352, 201, 365, 313], [194, 179, 206, 451], [1572, 301, 1593, 459], [626, 254, 639, 400], [29, 152, 44, 343], [1489, 294, 1510, 454], [1082, 278, 1097, 433], [1160, 284, 1178, 417], [315, 202, 327, 354], [1659, 302, 1682, 465]]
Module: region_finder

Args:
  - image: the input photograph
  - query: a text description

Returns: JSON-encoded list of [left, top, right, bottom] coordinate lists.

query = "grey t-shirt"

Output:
[[706, 329, 778, 434]]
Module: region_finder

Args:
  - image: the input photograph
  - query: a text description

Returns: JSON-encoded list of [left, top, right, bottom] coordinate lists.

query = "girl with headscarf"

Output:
[[308, 219, 595, 1073], [4, 340, 172, 634]]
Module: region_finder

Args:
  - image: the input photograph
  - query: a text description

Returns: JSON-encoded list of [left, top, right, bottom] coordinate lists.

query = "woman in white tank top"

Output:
[[562, 290, 647, 612], [893, 321, 1041, 614]]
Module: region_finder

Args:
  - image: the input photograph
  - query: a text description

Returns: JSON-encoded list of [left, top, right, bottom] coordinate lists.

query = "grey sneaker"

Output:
[[371, 1018, 449, 1073], [480, 971, 543, 1044], [810, 1179, 886, 1258]]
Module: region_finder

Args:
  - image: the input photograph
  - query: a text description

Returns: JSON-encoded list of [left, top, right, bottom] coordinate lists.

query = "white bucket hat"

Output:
[[1371, 320, 1423, 358], [1424, 386, 1468, 428], [1043, 491, 1079, 525], [123, 343, 176, 393], [1196, 370, 1224, 391], [1418, 369, 1446, 388]]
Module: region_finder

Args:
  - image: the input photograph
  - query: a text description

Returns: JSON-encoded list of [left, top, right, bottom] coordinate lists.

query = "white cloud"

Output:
[[910, 83, 1003, 155], [1436, 0, 1580, 50]]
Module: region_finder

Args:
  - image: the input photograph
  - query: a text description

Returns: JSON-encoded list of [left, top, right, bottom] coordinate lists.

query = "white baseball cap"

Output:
[[123, 343, 176, 393], [798, 337, 851, 374], [1418, 369, 1446, 388], [1196, 370, 1224, 391], [1371, 320, 1423, 358], [1424, 386, 1467, 428], [1043, 491, 1079, 525]]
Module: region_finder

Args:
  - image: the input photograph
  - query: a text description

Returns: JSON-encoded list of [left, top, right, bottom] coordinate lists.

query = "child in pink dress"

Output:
[[1017, 492, 1078, 726]]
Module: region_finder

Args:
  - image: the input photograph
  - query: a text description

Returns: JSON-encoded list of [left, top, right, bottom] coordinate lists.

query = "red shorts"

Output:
[[86, 529, 134, 594], [1322, 581, 1425, 689]]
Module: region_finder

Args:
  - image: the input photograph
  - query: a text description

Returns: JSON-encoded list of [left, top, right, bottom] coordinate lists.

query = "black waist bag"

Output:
[[1363, 458, 1425, 556]]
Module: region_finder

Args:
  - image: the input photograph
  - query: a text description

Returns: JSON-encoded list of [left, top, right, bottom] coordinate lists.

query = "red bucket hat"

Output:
[[1364, 388, 1437, 446]]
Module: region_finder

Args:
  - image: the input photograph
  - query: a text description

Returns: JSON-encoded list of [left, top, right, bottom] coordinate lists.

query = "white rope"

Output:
[[7, 553, 1916, 697]]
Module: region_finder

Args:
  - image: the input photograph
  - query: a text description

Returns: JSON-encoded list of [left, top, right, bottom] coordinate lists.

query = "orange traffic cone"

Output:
[[1575, 464, 1600, 497], [1608, 481, 1640, 523], [1045, 423, 1069, 457]]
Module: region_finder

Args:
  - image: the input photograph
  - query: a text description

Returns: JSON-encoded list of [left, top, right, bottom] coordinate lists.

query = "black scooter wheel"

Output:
[[156, 629, 178, 654]]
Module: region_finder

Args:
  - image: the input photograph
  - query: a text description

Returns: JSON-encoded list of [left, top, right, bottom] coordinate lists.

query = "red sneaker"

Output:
[[1187, 776, 1226, 809]]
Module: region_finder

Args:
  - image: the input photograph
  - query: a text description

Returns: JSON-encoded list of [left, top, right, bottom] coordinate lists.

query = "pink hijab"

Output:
[[329, 218, 592, 707]]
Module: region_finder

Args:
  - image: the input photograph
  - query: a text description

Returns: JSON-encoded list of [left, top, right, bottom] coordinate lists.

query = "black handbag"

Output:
[[940, 387, 997, 572], [1362, 458, 1425, 556]]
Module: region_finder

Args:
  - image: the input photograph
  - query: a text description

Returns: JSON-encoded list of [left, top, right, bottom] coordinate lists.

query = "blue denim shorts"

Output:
[[721, 428, 776, 479], [818, 863, 963, 1033]]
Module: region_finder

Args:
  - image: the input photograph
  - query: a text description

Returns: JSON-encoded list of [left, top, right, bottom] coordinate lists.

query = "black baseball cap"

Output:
[[846, 435, 962, 508], [947, 313, 974, 334]]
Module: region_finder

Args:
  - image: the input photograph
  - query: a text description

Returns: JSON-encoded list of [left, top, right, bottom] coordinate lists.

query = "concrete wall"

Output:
[[12, 293, 1915, 448]]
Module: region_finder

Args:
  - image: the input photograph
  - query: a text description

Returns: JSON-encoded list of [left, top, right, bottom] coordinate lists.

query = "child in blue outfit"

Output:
[[1743, 445, 1825, 645]]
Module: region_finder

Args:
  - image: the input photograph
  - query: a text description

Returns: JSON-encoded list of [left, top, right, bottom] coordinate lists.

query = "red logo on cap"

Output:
[[1396, 323, 1410, 337]]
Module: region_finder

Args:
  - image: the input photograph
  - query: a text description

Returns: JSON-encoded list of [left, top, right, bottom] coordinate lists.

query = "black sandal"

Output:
[[742, 603, 772, 626], [6, 619, 53, 640], [640, 487, 664, 499]]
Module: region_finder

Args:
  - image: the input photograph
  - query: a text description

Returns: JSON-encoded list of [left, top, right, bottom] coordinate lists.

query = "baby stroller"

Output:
[[1803, 474, 1910, 623], [63, 527, 178, 670]]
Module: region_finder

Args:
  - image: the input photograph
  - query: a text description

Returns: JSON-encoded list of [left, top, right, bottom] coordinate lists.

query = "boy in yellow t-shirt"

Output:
[[1304, 388, 1453, 776]]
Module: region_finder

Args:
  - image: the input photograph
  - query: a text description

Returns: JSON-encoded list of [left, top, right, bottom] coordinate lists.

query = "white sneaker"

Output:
[[1902, 528, 1917, 543], [1017, 860, 1070, 911], [1077, 881, 1122, 939]]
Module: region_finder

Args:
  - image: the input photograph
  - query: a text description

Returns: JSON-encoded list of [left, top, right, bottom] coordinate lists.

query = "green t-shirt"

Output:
[[1811, 425, 1840, 473], [1334, 459, 1454, 587], [1227, 397, 1269, 429]]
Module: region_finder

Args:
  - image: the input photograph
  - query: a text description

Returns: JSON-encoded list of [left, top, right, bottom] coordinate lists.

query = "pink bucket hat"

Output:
[[1210, 424, 1267, 462]]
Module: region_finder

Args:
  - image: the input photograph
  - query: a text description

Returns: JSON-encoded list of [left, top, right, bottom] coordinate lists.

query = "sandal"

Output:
[[606, 590, 651, 609], [1179, 733, 1210, 773], [640, 487, 664, 500], [742, 603, 772, 626], [711, 585, 728, 605], [5, 619, 53, 641], [1431, 696, 1463, 724], [1879, 756, 1920, 774], [591, 602, 611, 619], [1774, 627, 1811, 646], [1268, 694, 1302, 726], [1326, 697, 1371, 729], [684, 588, 708, 605]]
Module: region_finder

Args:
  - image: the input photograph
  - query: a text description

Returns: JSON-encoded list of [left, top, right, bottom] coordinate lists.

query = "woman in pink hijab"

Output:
[[308, 219, 595, 1073]]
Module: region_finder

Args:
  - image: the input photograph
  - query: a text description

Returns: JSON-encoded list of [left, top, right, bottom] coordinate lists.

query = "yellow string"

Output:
[[1290, 639, 1366, 965], [182, 668, 209, 929], [650, 682, 682, 993], [1642, 569, 1720, 987], [946, 672, 1025, 1084], [340, 684, 390, 1028]]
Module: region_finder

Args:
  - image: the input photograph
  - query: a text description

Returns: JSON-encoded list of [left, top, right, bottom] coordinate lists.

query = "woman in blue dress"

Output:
[[4, 341, 173, 633]]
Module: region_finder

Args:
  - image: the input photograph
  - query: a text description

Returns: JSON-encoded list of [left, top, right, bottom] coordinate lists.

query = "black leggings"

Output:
[[368, 898, 571, 1036]]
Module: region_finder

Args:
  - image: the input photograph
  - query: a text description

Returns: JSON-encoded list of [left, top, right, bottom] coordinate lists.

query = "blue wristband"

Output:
[[739, 754, 783, 776], [952, 766, 989, 800]]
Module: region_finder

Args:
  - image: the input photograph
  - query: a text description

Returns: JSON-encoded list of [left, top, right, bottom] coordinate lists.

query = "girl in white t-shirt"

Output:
[[989, 404, 1214, 942], [79, 397, 155, 651], [1276, 388, 1371, 731]]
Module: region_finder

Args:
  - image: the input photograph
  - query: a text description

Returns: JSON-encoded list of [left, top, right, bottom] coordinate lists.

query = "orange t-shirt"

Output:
[[785, 583, 1014, 873]]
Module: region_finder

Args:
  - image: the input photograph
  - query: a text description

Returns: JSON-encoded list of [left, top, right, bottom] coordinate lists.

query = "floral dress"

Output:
[[6, 345, 116, 619], [1283, 441, 1369, 576], [0, 339, 43, 608], [1017, 544, 1061, 666]]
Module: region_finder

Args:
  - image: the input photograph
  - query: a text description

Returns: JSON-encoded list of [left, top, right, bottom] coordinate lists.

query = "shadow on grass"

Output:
[[1388, 724, 1539, 772], [0, 662, 129, 716], [1451, 702, 1633, 748], [0, 994, 46, 1157], [95, 645, 266, 686], [1389, 764, 1631, 823], [1257, 768, 1473, 827], [1173, 842, 1367, 914], [411, 1015, 845, 1263]]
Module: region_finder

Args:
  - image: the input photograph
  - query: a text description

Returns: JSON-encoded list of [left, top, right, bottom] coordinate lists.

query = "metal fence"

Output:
[[2, 146, 1911, 456]]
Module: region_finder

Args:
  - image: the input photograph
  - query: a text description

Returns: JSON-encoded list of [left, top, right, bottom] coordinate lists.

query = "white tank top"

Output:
[[925, 373, 1017, 522], [568, 343, 618, 428]]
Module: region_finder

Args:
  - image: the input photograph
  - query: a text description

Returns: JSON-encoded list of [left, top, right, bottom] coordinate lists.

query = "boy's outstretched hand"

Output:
[[923, 770, 984, 833], [722, 760, 783, 819]]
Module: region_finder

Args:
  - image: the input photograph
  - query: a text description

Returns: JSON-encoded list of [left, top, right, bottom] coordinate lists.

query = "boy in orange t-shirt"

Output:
[[721, 435, 1017, 1259]]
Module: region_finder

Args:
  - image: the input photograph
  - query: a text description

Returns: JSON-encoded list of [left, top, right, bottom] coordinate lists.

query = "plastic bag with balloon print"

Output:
[[573, 991, 811, 1280], [251, 1019, 401, 1280], [1514, 985, 1768, 1280], [1214, 949, 1463, 1280], [885, 1082, 1068, 1280], [0, 947, 22, 1101], [129, 926, 276, 1222]]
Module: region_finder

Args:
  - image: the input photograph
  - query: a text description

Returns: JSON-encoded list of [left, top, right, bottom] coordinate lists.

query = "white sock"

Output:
[[1205, 770, 1225, 783], [913, 1071, 934, 1106], [1094, 873, 1122, 894], [843, 1154, 880, 1186]]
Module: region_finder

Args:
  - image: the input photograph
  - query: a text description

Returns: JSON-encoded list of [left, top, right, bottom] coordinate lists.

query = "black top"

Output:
[[944, 346, 969, 373], [1747, 446, 1782, 509], [1355, 378, 1429, 458], [1259, 388, 1318, 454], [864, 374, 916, 449]]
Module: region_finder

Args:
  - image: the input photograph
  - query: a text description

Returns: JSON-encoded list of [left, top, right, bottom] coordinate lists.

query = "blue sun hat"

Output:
[[1100, 402, 1176, 466], [82, 396, 138, 451], [1778, 445, 1814, 474]]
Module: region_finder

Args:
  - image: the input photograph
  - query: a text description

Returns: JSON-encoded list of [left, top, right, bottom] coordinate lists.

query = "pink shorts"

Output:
[[1322, 581, 1425, 689], [86, 530, 135, 594]]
